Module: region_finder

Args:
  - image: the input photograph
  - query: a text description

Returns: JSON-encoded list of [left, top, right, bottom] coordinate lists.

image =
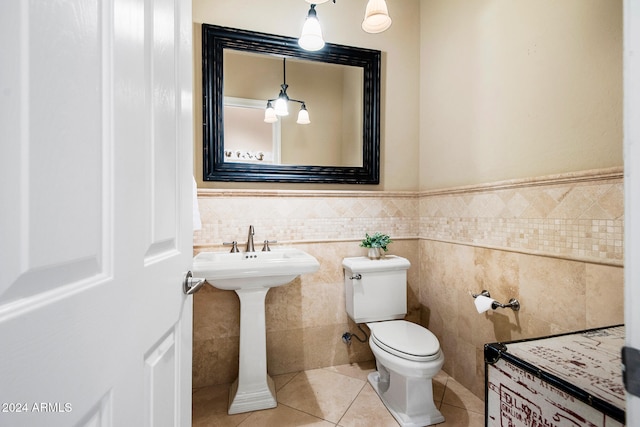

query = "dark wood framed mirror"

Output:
[[202, 24, 381, 184]]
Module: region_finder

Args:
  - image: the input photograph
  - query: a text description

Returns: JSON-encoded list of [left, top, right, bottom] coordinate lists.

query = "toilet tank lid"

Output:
[[342, 255, 410, 273]]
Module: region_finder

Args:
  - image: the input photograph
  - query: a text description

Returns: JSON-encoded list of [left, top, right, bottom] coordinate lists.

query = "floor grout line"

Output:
[[335, 379, 369, 427], [193, 365, 485, 427]]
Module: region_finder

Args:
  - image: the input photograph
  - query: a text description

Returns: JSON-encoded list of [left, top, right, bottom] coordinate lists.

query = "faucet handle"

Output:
[[261, 240, 277, 251], [223, 241, 239, 253]]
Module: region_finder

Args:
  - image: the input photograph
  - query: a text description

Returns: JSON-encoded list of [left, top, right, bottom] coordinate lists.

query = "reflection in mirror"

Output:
[[224, 52, 363, 167], [202, 24, 381, 184], [224, 97, 281, 164]]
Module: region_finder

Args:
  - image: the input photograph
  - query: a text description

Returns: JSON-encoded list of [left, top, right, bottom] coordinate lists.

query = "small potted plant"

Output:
[[360, 232, 392, 259]]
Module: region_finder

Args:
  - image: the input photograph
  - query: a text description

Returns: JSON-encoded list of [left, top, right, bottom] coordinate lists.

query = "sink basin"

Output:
[[191, 247, 319, 414], [192, 248, 320, 290]]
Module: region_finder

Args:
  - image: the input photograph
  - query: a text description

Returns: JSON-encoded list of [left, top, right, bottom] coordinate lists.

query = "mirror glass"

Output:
[[202, 24, 381, 184], [223, 52, 363, 167]]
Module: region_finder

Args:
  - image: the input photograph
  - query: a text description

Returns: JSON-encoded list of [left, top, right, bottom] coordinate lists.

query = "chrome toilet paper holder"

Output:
[[472, 290, 520, 311]]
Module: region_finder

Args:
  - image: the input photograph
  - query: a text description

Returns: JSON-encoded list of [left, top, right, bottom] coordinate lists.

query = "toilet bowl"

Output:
[[367, 320, 445, 427], [342, 256, 445, 427]]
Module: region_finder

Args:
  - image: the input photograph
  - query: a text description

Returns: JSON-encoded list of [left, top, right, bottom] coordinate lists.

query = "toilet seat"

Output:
[[369, 320, 441, 362]]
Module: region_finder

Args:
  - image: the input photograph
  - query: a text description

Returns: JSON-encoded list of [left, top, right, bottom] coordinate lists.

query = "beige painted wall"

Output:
[[194, 0, 621, 191], [419, 0, 622, 190], [193, 0, 421, 191]]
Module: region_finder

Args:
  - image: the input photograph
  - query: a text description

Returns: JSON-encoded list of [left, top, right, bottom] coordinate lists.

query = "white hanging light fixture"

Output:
[[298, 0, 392, 51], [362, 0, 392, 33], [274, 91, 289, 116], [298, 4, 325, 51], [296, 104, 310, 124], [263, 101, 278, 123], [264, 58, 310, 125]]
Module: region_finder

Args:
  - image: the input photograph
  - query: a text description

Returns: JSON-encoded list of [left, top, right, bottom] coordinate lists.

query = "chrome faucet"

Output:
[[246, 225, 255, 252]]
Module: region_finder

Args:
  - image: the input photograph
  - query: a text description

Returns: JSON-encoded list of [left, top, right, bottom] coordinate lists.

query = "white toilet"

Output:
[[343, 256, 445, 427]]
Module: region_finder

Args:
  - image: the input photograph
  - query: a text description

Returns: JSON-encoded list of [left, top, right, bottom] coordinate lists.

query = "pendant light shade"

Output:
[[296, 104, 310, 125], [361, 0, 392, 34], [264, 101, 277, 123], [274, 96, 289, 116], [298, 0, 392, 52], [298, 4, 325, 51]]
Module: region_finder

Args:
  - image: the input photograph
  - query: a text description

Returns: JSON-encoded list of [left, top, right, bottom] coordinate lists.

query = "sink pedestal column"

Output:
[[228, 287, 277, 414]]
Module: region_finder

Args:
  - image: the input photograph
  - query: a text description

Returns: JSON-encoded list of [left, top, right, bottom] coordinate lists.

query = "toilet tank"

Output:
[[342, 255, 411, 323]]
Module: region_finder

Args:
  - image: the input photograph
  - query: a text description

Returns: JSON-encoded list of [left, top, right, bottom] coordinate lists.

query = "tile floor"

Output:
[[192, 362, 485, 426]]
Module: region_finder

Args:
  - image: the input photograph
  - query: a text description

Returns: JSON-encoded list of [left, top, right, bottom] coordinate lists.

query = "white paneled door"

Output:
[[625, 1, 640, 426], [0, 0, 193, 426]]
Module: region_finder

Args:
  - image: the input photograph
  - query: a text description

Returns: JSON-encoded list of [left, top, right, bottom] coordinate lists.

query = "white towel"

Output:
[[192, 176, 202, 231]]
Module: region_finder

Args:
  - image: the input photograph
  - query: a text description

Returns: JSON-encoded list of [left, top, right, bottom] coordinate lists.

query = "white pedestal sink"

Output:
[[192, 248, 319, 414]]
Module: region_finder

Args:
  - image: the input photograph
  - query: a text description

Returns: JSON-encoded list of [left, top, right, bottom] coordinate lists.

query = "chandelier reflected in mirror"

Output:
[[264, 58, 310, 125]]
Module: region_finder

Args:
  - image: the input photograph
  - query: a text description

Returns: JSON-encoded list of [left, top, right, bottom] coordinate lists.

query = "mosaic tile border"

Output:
[[194, 167, 623, 265], [194, 190, 418, 248], [420, 167, 624, 266]]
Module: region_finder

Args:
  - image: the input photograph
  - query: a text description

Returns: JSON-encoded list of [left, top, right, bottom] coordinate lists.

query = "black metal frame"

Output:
[[202, 24, 381, 184]]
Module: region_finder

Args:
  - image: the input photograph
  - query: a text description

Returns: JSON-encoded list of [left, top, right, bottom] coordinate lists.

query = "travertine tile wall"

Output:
[[193, 168, 624, 399], [194, 191, 418, 247], [418, 167, 624, 398], [192, 192, 420, 388], [419, 168, 624, 263]]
